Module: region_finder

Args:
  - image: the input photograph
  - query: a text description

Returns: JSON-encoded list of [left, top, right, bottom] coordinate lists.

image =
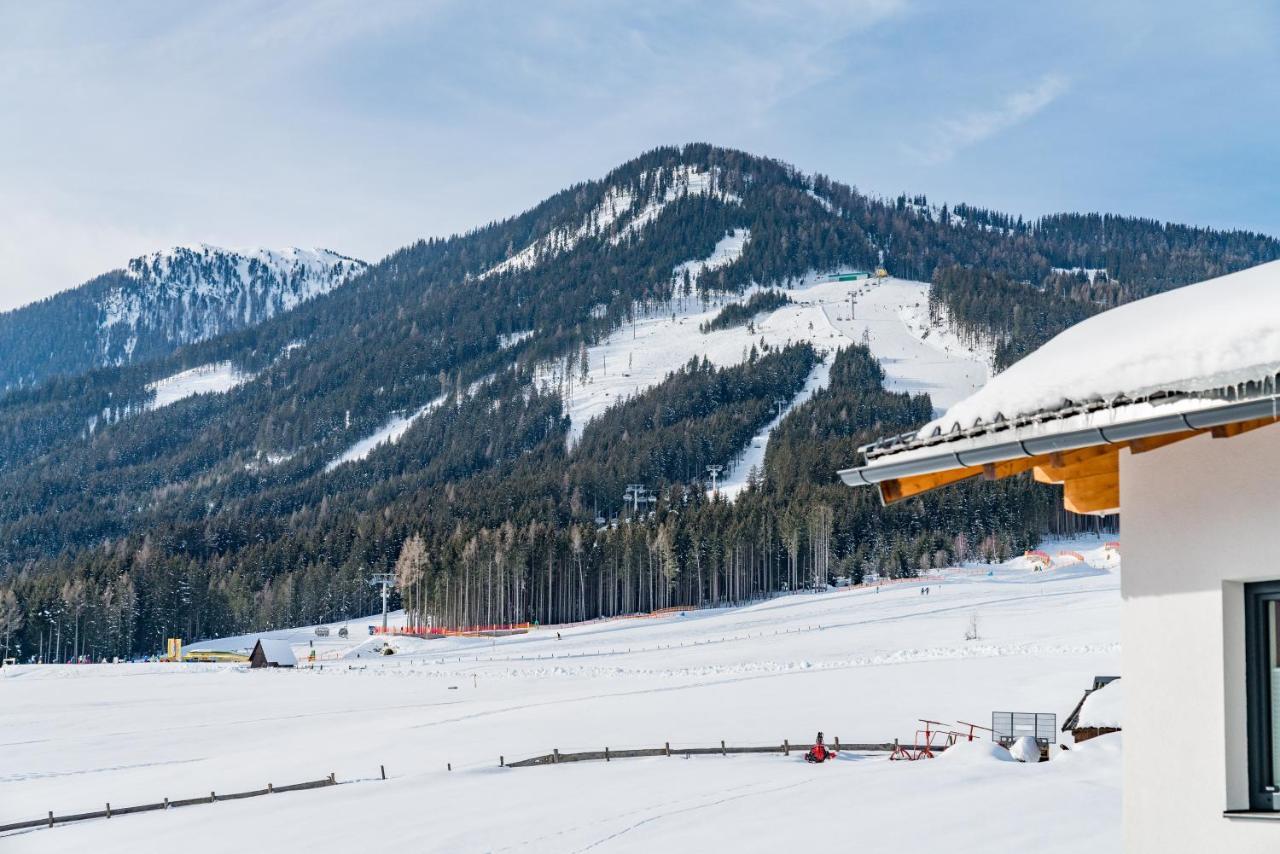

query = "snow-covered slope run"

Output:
[[717, 358, 829, 500], [98, 245, 366, 364], [482, 165, 741, 278], [551, 271, 991, 491], [1, 537, 1121, 854], [146, 362, 251, 411], [326, 395, 448, 471], [673, 228, 750, 289]]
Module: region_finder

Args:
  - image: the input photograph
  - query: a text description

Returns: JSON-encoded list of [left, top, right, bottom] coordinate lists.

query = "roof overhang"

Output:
[[839, 393, 1280, 514]]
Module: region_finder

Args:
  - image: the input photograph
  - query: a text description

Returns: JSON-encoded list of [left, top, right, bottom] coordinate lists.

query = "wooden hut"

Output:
[[249, 638, 297, 668], [1063, 676, 1122, 743]]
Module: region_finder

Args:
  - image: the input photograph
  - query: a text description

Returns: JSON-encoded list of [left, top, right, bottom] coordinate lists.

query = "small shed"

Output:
[[249, 638, 297, 668], [1063, 676, 1122, 743]]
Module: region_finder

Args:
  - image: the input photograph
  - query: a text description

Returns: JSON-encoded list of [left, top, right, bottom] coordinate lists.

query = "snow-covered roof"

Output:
[[252, 638, 297, 666], [841, 261, 1280, 493], [1076, 679, 1123, 730], [924, 261, 1280, 438]]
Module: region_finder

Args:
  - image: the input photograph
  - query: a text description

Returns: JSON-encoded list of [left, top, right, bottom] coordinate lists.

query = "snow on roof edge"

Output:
[[917, 260, 1280, 441]]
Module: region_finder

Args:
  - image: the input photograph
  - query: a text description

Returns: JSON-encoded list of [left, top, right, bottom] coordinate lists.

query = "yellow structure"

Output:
[[874, 267, 889, 279], [182, 649, 250, 663], [164, 637, 183, 661]]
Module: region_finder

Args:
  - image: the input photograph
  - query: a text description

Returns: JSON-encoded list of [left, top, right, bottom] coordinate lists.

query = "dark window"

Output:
[[1245, 581, 1280, 811]]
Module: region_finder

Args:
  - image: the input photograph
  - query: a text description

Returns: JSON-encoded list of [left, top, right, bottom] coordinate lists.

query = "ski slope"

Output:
[[326, 394, 448, 471], [145, 361, 251, 410], [553, 270, 992, 493], [1, 538, 1120, 854]]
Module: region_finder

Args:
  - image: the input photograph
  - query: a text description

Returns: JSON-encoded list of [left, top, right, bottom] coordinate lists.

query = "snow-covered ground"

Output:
[[554, 272, 991, 492], [145, 361, 251, 410], [1, 538, 1121, 853]]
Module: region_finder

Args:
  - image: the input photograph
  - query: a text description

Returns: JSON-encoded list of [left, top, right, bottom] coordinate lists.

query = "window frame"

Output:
[[1244, 580, 1280, 811]]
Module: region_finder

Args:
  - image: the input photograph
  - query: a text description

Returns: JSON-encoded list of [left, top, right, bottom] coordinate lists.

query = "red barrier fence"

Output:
[[375, 622, 531, 638]]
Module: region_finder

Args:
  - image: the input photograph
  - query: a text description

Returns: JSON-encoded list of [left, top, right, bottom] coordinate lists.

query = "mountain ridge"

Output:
[[0, 243, 366, 390], [0, 143, 1272, 659]]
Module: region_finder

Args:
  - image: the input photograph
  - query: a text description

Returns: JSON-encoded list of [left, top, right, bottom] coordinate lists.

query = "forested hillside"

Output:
[[0, 143, 1271, 662]]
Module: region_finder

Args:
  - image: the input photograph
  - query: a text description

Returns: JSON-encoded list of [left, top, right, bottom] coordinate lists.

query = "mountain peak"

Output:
[[0, 242, 368, 389]]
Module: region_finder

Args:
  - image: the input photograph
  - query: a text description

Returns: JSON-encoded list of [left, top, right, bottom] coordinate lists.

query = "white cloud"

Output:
[[914, 73, 1070, 165], [0, 1, 913, 312]]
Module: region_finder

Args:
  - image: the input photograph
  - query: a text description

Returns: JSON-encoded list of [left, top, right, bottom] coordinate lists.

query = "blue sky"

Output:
[[2, 0, 1277, 310]]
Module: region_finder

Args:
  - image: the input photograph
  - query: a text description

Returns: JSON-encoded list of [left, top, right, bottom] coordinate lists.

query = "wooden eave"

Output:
[[842, 410, 1280, 515]]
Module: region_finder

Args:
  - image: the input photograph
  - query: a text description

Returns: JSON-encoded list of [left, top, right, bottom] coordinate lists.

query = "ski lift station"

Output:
[[840, 260, 1280, 852]]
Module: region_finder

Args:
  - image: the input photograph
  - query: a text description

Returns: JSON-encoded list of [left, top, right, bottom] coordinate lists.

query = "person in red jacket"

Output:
[[805, 731, 831, 763]]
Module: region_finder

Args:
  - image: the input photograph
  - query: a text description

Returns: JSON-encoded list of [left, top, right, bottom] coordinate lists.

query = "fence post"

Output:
[[210, 791, 216, 803], [605, 747, 610, 762], [447, 763, 452, 771], [500, 756, 505, 768], [664, 741, 670, 757], [268, 783, 273, 793], [164, 797, 170, 809], [106, 802, 111, 818], [380, 765, 386, 780], [784, 739, 790, 756], [553, 749, 560, 764], [328, 773, 335, 784], [47, 811, 53, 828], [835, 736, 840, 752], [721, 740, 726, 756]]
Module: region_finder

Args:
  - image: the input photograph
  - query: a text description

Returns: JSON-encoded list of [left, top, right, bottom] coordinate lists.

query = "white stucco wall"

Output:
[[1122, 424, 1280, 852]]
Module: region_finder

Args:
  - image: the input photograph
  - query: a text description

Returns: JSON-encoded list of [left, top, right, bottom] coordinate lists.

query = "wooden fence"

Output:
[[0, 770, 373, 835], [505, 738, 944, 768]]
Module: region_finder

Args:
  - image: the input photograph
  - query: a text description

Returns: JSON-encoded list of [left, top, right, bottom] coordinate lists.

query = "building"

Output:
[[248, 638, 297, 668], [1063, 676, 1122, 743], [838, 261, 1280, 851]]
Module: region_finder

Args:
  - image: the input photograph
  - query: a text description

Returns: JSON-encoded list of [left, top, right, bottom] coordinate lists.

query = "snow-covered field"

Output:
[[1, 538, 1120, 853]]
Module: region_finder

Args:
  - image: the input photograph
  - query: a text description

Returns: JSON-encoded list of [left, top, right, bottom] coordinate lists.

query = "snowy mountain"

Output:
[[0, 244, 365, 389], [0, 143, 1267, 659]]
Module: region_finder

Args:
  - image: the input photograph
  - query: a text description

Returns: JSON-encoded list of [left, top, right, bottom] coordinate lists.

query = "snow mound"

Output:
[[938, 738, 1015, 764], [923, 260, 1280, 436], [1009, 736, 1041, 763]]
